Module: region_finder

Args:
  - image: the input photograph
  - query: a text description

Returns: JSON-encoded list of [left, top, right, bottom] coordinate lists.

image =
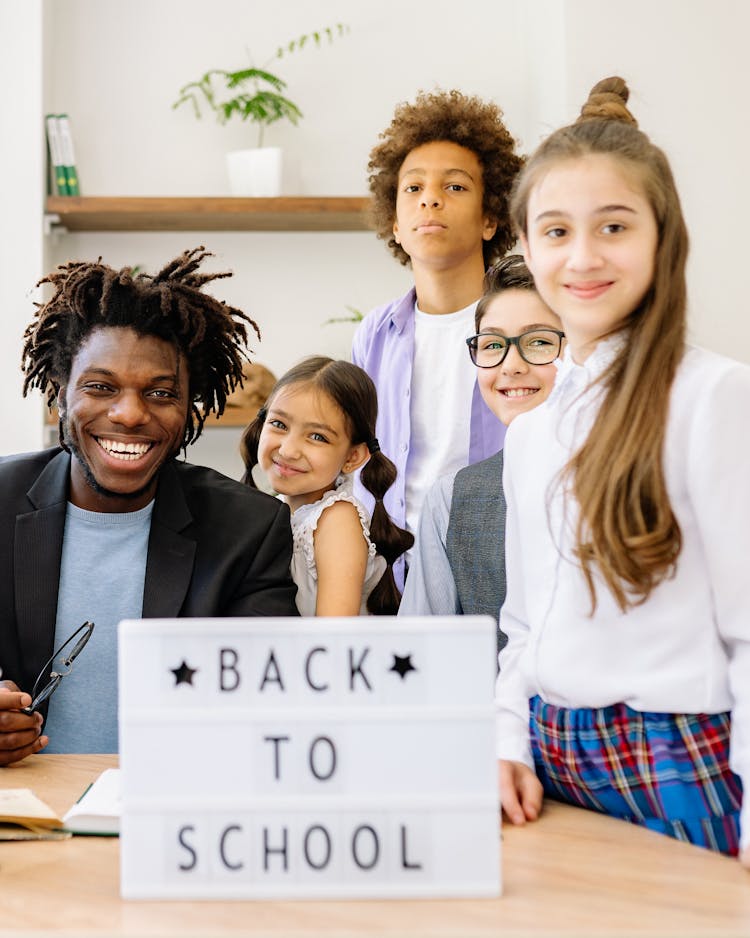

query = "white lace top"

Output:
[[290, 474, 387, 617]]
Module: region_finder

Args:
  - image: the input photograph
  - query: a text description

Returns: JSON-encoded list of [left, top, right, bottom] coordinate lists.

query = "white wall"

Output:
[[43, 0, 531, 197], [0, 0, 46, 454], [38, 0, 532, 475], [561, 0, 750, 354], [1, 0, 746, 464]]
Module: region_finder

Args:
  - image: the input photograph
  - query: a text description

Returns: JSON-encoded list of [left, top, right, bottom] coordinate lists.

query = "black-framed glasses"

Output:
[[21, 621, 95, 715], [466, 329, 565, 368]]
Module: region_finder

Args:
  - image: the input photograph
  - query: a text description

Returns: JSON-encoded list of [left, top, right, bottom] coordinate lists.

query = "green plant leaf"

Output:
[[173, 24, 349, 132], [275, 23, 349, 59], [230, 91, 301, 123], [173, 70, 230, 120], [323, 305, 364, 326], [225, 67, 287, 93]]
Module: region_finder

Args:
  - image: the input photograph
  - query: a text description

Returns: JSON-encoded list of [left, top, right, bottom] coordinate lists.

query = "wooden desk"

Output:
[[1, 754, 748, 936]]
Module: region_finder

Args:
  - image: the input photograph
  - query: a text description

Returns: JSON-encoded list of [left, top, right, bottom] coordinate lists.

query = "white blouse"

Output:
[[290, 474, 387, 617], [495, 339, 750, 847]]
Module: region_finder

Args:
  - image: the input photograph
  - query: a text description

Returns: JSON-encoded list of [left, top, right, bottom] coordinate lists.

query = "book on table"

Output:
[[62, 767, 121, 836], [0, 787, 70, 840]]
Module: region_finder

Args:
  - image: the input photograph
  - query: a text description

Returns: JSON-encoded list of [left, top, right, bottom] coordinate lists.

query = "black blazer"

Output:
[[0, 448, 298, 692]]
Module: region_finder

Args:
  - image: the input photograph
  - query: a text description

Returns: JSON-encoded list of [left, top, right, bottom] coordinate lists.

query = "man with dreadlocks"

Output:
[[0, 247, 297, 765]]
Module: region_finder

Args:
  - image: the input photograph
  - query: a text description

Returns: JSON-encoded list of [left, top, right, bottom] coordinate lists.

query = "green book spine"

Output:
[[57, 114, 80, 196], [45, 114, 69, 196]]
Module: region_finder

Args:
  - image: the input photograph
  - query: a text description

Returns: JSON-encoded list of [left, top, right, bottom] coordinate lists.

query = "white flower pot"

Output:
[[226, 147, 283, 197]]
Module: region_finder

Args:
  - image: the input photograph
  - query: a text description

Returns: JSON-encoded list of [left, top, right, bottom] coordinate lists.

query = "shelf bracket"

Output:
[[43, 212, 64, 236]]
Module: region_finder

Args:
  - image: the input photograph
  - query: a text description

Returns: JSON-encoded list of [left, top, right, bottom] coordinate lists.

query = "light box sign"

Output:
[[118, 616, 500, 900]]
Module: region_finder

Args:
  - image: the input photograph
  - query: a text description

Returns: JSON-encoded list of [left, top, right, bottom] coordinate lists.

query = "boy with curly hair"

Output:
[[352, 89, 523, 587]]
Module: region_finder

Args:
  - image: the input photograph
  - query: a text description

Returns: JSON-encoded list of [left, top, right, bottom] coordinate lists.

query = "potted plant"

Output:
[[173, 24, 349, 196]]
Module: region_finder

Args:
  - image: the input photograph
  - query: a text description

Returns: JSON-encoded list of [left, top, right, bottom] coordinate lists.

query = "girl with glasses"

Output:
[[399, 255, 563, 651], [496, 77, 750, 865], [241, 358, 412, 616]]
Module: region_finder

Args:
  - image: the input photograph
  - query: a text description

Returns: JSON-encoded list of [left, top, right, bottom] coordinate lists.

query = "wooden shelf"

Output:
[[45, 196, 372, 233]]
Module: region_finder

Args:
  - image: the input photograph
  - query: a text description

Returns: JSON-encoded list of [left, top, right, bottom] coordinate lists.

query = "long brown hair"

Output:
[[241, 356, 413, 615], [511, 77, 689, 612]]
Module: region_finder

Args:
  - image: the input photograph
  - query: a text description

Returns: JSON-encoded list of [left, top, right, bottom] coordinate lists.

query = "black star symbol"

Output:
[[389, 653, 416, 680], [171, 660, 198, 686]]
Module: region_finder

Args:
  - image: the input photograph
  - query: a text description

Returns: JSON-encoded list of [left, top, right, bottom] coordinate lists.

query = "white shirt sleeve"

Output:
[[683, 359, 750, 848], [398, 474, 459, 615], [495, 429, 534, 768]]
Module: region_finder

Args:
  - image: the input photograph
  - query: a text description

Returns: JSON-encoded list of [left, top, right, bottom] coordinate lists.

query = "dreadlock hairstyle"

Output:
[[22, 246, 259, 446], [474, 253, 538, 332], [241, 356, 413, 615], [510, 77, 689, 612], [368, 88, 524, 268]]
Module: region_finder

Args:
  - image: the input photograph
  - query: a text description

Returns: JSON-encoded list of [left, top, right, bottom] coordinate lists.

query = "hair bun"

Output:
[[577, 76, 638, 127]]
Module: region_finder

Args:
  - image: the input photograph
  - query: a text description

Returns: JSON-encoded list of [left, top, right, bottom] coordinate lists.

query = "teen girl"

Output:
[[495, 77, 750, 863], [241, 356, 412, 617]]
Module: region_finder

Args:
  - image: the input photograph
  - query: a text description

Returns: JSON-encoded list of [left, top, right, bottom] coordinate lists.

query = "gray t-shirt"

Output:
[[42, 500, 153, 753]]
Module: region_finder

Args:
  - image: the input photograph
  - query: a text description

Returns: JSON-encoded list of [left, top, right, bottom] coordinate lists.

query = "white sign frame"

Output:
[[118, 616, 501, 900]]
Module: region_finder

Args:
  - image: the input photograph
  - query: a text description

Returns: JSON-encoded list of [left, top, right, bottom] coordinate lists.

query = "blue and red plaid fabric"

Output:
[[529, 696, 742, 855]]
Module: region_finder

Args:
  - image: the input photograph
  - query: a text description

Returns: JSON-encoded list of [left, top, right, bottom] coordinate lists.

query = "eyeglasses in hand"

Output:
[[466, 328, 565, 368], [20, 621, 95, 715]]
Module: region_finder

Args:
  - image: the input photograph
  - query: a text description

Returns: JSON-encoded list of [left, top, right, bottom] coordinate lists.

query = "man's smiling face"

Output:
[[58, 326, 190, 512]]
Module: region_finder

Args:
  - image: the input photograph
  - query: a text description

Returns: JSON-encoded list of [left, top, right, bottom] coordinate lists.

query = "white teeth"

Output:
[[97, 438, 152, 460], [502, 388, 537, 398]]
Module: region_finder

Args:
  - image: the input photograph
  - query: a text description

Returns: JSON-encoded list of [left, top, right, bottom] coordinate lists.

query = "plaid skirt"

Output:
[[529, 696, 743, 855]]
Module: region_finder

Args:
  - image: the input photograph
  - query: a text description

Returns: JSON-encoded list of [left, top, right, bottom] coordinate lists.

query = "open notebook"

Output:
[[0, 788, 70, 840]]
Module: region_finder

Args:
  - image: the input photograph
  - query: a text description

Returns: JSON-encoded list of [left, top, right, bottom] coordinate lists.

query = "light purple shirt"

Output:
[[352, 287, 505, 589]]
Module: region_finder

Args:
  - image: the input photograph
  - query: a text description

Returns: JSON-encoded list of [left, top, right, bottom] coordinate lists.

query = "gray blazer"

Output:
[[0, 448, 297, 695], [445, 450, 507, 654]]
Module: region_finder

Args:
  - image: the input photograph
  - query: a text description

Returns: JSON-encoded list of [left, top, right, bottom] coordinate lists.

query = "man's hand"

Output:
[[498, 759, 543, 825], [0, 681, 48, 766], [740, 846, 750, 870]]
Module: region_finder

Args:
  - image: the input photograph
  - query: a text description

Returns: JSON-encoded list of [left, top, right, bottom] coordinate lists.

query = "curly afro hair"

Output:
[[368, 89, 524, 267], [22, 246, 260, 446]]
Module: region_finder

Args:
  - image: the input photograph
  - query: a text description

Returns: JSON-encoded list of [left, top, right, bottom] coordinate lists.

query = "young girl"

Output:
[[241, 356, 412, 617], [496, 77, 750, 864]]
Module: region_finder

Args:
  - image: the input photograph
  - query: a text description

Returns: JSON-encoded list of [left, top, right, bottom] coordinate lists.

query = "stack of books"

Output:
[[45, 113, 80, 196]]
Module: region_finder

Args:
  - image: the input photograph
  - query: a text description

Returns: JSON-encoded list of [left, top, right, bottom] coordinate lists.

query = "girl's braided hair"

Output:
[[241, 356, 414, 614]]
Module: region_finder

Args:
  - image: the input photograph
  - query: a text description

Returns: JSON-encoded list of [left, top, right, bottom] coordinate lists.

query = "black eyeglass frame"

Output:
[[20, 621, 95, 715], [466, 328, 565, 368]]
